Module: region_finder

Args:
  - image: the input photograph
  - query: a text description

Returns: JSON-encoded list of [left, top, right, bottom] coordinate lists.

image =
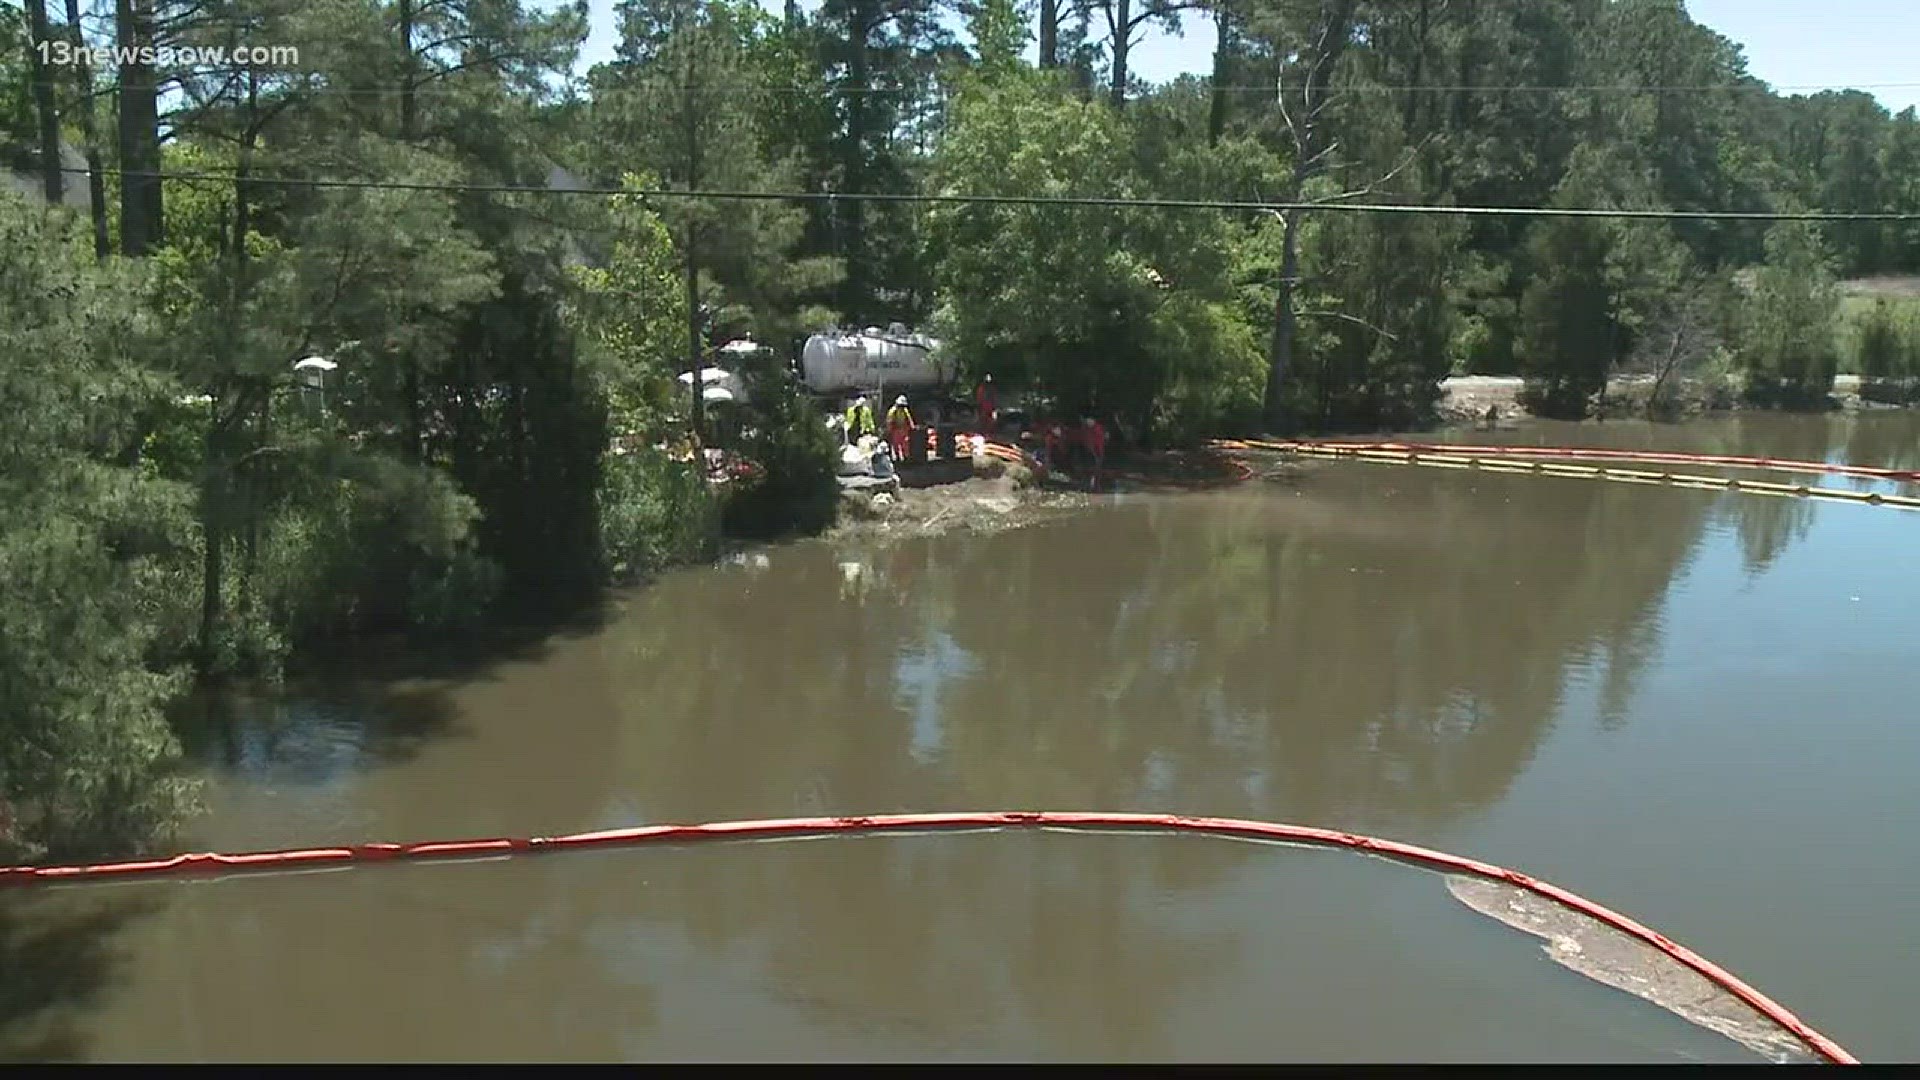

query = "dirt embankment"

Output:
[[829, 473, 1091, 542], [826, 446, 1308, 543]]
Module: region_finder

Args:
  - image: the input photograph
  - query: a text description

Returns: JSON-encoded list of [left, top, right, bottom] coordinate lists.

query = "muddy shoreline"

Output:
[[782, 372, 1909, 549]]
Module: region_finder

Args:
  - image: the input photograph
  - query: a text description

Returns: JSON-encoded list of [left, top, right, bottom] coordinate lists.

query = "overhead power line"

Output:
[[59, 167, 1920, 222], [148, 79, 1920, 99]]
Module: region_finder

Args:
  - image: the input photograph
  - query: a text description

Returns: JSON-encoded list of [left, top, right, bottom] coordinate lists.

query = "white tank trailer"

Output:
[[799, 324, 950, 395]]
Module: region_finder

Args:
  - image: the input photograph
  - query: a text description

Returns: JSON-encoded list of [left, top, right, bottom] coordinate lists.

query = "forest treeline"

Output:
[[4, 0, 1920, 860]]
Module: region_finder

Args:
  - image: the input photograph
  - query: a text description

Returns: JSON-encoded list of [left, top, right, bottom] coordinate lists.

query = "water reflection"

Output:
[[0, 892, 162, 1062], [34, 835, 1749, 1062], [596, 455, 1714, 836], [1443, 413, 1920, 577], [26, 411, 1918, 1061]]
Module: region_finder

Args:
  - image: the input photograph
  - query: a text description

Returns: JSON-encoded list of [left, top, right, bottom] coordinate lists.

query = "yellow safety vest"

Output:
[[845, 403, 875, 435], [887, 405, 913, 429]]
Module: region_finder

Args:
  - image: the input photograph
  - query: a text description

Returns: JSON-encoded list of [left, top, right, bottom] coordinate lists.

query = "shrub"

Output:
[[719, 367, 840, 540], [598, 447, 719, 579]]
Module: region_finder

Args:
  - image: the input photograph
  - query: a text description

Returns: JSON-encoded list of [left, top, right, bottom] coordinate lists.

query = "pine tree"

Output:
[[0, 190, 200, 861]]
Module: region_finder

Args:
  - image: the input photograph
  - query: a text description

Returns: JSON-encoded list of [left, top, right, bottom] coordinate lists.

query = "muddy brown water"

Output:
[[6, 413, 1919, 1062]]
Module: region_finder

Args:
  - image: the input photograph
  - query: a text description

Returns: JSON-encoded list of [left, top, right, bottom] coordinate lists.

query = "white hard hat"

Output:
[[855, 395, 867, 406], [895, 395, 908, 406]]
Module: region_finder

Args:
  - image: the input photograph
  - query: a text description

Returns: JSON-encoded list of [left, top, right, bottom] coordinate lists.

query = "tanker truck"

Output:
[[797, 324, 951, 397]]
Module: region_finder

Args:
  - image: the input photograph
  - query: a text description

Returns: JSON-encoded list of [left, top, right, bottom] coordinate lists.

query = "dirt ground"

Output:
[[826, 444, 1313, 544], [828, 472, 1092, 543]]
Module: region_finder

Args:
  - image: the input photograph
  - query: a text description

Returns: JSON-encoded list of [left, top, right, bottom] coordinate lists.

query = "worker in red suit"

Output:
[[975, 373, 997, 435], [1082, 415, 1108, 488]]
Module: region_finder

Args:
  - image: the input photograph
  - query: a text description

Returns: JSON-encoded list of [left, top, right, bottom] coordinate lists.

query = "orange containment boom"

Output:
[[1218, 438, 1920, 485], [0, 810, 1858, 1064]]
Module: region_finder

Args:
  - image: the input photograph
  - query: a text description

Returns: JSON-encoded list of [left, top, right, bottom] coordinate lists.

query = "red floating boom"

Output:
[[0, 810, 1858, 1064]]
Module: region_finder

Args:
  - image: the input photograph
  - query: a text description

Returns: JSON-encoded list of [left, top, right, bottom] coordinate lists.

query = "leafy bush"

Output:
[[1149, 295, 1265, 445], [407, 549, 508, 634], [720, 366, 840, 540], [257, 450, 490, 646], [1851, 299, 1906, 380], [1734, 223, 1842, 409], [599, 447, 719, 579]]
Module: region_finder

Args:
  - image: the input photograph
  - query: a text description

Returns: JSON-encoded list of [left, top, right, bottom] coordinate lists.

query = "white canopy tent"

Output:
[[677, 366, 749, 404]]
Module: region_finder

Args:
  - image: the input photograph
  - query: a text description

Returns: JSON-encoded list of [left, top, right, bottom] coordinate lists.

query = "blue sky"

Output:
[[556, 0, 1919, 114]]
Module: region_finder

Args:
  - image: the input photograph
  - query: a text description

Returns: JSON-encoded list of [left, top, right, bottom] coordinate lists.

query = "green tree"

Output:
[[564, 175, 723, 576], [0, 190, 199, 861], [1881, 108, 1920, 269], [1515, 146, 1687, 419], [717, 355, 842, 539], [1291, 183, 1462, 430], [1089, 0, 1195, 109], [1850, 299, 1906, 382], [1735, 221, 1842, 408], [930, 76, 1253, 439], [962, 0, 1030, 75], [592, 1, 843, 433], [815, 0, 956, 323]]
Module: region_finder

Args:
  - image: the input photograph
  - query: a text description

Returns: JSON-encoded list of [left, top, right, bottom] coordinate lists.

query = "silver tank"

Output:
[[800, 324, 948, 394]]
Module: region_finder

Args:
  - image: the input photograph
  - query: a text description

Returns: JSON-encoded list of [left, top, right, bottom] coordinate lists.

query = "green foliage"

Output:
[[1146, 292, 1266, 444], [1851, 299, 1907, 380], [719, 363, 841, 540], [256, 448, 490, 643], [564, 175, 686, 438], [589, 4, 844, 343], [1734, 222, 1843, 408], [1516, 214, 1618, 418], [0, 191, 199, 861], [961, 0, 1030, 77], [0, 10, 34, 169], [930, 78, 1253, 433], [1292, 185, 1464, 431], [1515, 147, 1691, 418], [600, 448, 720, 577]]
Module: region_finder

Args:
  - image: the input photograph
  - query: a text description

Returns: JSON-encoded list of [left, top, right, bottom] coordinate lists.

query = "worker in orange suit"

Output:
[[886, 395, 915, 461], [974, 373, 997, 435]]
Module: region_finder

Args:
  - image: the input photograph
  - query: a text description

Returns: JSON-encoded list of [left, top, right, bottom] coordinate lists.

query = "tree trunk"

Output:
[[1207, 3, 1233, 145], [28, 0, 63, 203], [404, 364, 426, 459], [397, 0, 422, 455], [1261, 1, 1357, 433], [64, 0, 111, 258], [1040, 0, 1059, 67], [115, 0, 162, 256], [842, 1, 873, 321], [1407, 0, 1430, 134], [683, 16, 706, 442], [198, 406, 227, 666], [398, 0, 417, 140], [1108, 0, 1130, 108], [1646, 328, 1684, 419], [202, 71, 262, 669], [1263, 206, 1302, 431]]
